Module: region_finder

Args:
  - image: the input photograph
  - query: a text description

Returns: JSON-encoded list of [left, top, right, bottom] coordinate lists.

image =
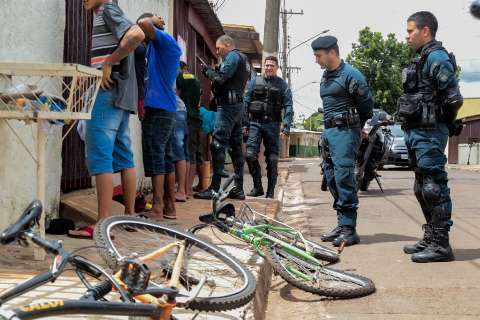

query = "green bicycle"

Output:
[[191, 176, 376, 299]]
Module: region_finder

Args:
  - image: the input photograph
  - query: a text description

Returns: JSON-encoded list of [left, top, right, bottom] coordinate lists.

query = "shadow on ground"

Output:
[[453, 248, 480, 262], [358, 233, 419, 245]]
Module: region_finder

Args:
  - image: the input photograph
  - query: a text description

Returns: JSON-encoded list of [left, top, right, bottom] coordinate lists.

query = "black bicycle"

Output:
[[0, 200, 256, 319]]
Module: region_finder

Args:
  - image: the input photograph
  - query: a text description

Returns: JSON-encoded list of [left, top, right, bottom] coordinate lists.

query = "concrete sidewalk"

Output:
[[267, 158, 480, 320], [0, 183, 280, 319]]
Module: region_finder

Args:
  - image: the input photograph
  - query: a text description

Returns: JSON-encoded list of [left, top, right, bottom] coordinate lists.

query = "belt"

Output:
[[324, 117, 360, 129]]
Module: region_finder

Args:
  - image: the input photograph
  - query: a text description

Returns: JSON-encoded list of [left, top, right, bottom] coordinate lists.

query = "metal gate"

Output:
[[61, 0, 93, 192]]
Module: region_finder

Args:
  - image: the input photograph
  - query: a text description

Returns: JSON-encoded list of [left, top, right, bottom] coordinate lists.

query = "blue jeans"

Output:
[[322, 127, 361, 227], [85, 90, 134, 176], [404, 124, 452, 227]]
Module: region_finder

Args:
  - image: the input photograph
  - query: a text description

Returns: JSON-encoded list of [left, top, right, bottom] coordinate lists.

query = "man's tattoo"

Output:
[[153, 196, 162, 205]]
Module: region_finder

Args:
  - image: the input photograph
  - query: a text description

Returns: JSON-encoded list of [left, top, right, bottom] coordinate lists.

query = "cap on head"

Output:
[[311, 35, 338, 51]]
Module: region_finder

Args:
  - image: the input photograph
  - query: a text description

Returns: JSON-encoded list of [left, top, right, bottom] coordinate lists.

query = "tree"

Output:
[[346, 27, 412, 115], [304, 112, 323, 131]]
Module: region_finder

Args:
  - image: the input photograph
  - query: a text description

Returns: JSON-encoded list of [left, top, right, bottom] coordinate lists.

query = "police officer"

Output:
[[244, 56, 293, 198], [398, 11, 463, 263], [312, 36, 374, 247], [194, 35, 251, 200]]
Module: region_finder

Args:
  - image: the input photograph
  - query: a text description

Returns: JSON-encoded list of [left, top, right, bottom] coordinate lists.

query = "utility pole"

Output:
[[263, 0, 281, 72], [280, 0, 303, 87]]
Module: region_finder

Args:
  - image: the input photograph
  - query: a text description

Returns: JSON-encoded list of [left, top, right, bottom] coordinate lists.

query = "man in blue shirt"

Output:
[[137, 13, 182, 220], [312, 35, 374, 247], [194, 35, 251, 200]]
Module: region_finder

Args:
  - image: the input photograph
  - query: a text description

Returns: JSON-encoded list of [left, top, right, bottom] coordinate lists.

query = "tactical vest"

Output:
[[397, 41, 457, 127], [249, 76, 283, 122], [223, 49, 251, 95]]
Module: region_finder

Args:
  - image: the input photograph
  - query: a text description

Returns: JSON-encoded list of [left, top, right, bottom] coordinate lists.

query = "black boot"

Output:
[[265, 184, 275, 198], [332, 226, 360, 247], [228, 186, 246, 200], [411, 226, 455, 263], [266, 166, 277, 199], [194, 175, 221, 200], [320, 226, 343, 242], [404, 224, 433, 254], [248, 186, 264, 197], [247, 160, 264, 197]]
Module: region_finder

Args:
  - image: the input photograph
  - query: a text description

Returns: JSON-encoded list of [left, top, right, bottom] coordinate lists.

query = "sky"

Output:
[[217, 0, 480, 119]]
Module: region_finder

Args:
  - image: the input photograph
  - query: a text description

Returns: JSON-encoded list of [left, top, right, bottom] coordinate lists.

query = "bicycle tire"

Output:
[[265, 245, 375, 298], [94, 215, 256, 312], [269, 229, 339, 263]]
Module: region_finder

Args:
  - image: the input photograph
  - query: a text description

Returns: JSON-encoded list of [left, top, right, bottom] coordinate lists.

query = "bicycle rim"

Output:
[[94, 215, 256, 312], [265, 246, 375, 298]]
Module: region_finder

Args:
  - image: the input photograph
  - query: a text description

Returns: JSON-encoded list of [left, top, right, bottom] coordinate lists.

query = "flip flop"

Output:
[[175, 197, 187, 203], [68, 226, 94, 239], [138, 212, 164, 222], [163, 208, 177, 220]]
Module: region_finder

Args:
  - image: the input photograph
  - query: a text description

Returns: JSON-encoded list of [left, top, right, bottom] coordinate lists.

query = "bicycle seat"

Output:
[[0, 200, 42, 245]]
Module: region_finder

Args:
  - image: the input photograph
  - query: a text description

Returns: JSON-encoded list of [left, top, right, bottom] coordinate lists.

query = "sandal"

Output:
[[68, 226, 94, 239]]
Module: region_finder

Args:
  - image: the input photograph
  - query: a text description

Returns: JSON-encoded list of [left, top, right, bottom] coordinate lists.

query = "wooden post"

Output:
[[34, 120, 46, 261]]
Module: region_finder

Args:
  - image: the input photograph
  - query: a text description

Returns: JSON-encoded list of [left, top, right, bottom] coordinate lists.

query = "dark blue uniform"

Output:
[[398, 40, 463, 262], [321, 61, 374, 229], [244, 75, 293, 197], [195, 49, 250, 199]]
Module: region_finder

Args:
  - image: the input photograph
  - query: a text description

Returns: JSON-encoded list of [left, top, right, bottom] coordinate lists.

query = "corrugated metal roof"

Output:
[[186, 0, 224, 39], [458, 97, 480, 119]]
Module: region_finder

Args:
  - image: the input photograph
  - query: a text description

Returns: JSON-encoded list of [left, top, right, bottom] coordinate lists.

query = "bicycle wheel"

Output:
[[265, 245, 375, 298], [94, 216, 256, 312]]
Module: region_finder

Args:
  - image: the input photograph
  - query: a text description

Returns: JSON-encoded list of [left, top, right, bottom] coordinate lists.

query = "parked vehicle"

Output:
[[384, 124, 411, 167]]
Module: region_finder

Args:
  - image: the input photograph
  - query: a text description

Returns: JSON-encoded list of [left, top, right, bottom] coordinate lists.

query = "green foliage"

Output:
[[303, 112, 323, 131], [346, 27, 412, 114]]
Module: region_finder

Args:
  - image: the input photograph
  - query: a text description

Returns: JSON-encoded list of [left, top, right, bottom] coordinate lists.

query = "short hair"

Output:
[[330, 44, 339, 56], [217, 34, 235, 47], [137, 12, 154, 23], [179, 61, 187, 69], [265, 56, 279, 65], [408, 11, 438, 38]]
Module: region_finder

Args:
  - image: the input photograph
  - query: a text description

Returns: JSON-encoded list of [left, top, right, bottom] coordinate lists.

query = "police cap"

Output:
[[311, 35, 338, 51]]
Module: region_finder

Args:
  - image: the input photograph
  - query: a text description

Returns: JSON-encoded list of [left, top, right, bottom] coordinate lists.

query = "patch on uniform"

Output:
[[438, 71, 449, 84], [348, 79, 359, 95], [183, 73, 195, 80]]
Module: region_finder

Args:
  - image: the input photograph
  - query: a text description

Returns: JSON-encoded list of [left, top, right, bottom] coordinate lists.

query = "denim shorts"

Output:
[[85, 90, 135, 176], [142, 107, 176, 176], [173, 110, 190, 162]]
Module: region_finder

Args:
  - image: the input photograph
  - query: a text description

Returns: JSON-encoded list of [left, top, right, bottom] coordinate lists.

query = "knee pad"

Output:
[[422, 178, 442, 205], [413, 174, 423, 197]]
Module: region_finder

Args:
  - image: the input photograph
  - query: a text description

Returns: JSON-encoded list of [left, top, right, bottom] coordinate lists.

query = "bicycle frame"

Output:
[[0, 225, 193, 320]]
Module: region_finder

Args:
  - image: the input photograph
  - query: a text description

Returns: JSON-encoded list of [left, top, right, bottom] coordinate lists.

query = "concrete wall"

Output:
[[458, 143, 480, 165], [0, 0, 65, 229]]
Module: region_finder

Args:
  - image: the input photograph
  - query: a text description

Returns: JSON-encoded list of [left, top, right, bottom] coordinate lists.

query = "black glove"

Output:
[[201, 64, 210, 77]]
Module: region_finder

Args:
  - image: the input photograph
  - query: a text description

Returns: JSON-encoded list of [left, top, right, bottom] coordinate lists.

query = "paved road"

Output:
[[267, 158, 480, 320]]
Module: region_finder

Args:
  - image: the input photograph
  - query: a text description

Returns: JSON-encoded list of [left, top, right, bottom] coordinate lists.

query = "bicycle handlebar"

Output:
[[0, 200, 42, 245]]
